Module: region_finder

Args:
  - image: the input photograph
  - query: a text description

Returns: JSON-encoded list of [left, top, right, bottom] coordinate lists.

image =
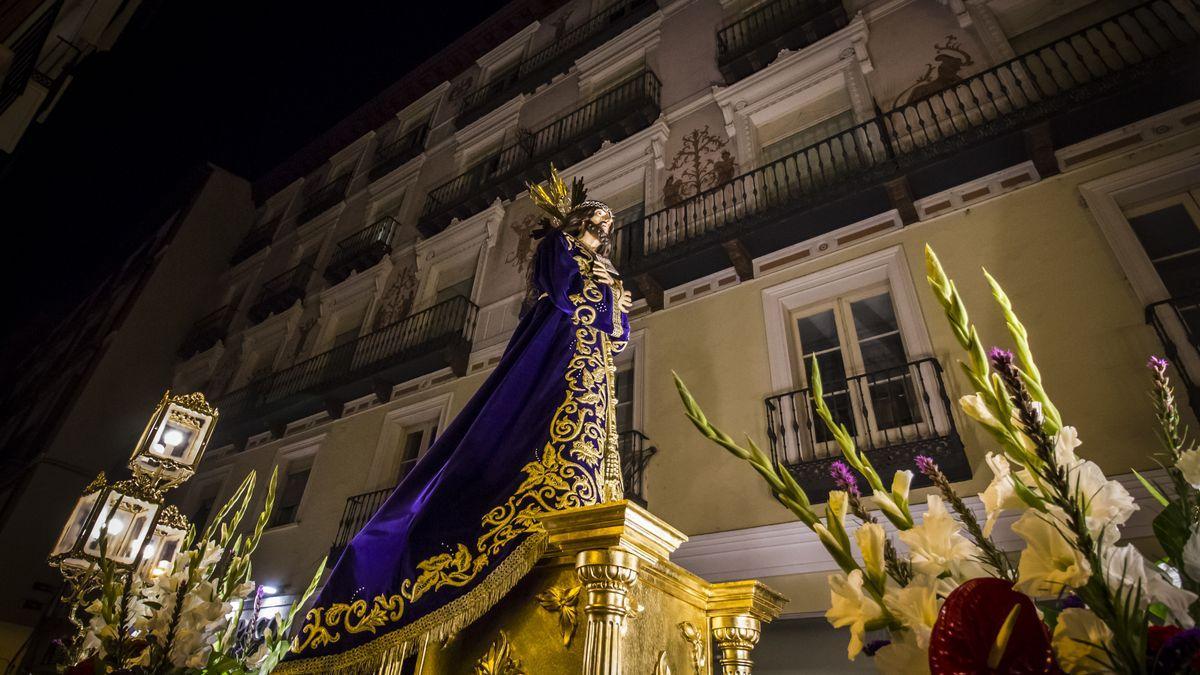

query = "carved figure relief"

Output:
[[287, 317, 318, 366], [663, 125, 736, 206], [373, 265, 418, 330], [550, 9, 572, 39], [449, 75, 475, 104], [891, 35, 976, 108], [506, 213, 541, 273]]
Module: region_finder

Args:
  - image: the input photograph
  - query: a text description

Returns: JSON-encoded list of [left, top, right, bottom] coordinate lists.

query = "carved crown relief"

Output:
[[374, 265, 419, 330], [662, 126, 738, 207]]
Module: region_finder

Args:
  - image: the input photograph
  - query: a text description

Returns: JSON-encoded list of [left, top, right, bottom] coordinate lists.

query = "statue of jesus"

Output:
[[278, 170, 633, 674]]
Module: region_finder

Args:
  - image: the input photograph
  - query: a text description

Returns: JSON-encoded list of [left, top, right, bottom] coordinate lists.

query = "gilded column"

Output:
[[576, 548, 640, 675], [711, 615, 762, 675]]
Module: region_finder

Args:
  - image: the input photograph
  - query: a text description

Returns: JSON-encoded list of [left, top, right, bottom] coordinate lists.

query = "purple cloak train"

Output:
[[277, 229, 630, 673]]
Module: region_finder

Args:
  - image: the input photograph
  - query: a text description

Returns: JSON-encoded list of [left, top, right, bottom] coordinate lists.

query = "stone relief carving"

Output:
[[373, 265, 418, 330], [890, 34, 976, 108], [534, 582, 583, 647], [663, 125, 737, 207], [506, 213, 541, 273]]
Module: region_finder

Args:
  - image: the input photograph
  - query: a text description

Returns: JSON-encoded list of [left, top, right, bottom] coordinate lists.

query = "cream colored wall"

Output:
[[638, 128, 1199, 537]]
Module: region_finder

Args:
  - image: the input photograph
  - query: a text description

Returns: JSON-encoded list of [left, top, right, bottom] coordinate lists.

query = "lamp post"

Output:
[[45, 391, 218, 664]]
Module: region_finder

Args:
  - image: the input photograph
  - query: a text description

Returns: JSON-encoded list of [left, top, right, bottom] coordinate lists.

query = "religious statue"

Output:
[[278, 167, 633, 674]]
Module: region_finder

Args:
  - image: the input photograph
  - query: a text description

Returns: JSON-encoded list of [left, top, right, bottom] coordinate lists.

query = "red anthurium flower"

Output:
[[928, 578, 1061, 674]]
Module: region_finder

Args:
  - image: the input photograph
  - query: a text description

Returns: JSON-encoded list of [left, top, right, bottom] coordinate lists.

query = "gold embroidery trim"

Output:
[[283, 317, 616, 671]]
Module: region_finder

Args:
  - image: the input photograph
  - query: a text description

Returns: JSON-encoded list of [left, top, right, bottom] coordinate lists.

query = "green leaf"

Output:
[[1154, 500, 1191, 564], [1133, 470, 1171, 508]]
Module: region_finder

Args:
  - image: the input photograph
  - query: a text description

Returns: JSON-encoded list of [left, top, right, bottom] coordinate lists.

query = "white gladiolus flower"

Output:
[[1099, 544, 1198, 628], [1011, 510, 1091, 597], [1146, 570, 1198, 628], [883, 574, 942, 648], [1052, 426, 1082, 468], [873, 470, 912, 524], [960, 393, 1005, 432], [1184, 528, 1200, 583], [855, 522, 886, 585], [1177, 448, 1200, 490], [979, 452, 1024, 537], [898, 495, 987, 581], [1052, 608, 1115, 673], [873, 630, 932, 675], [825, 570, 884, 659]]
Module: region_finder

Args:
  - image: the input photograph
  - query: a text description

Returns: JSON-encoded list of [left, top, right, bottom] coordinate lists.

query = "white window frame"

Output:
[[366, 394, 453, 492], [268, 434, 325, 531], [1080, 146, 1200, 385]]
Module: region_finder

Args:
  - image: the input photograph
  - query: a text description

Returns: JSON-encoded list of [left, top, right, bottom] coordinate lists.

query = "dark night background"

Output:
[[0, 0, 498, 368]]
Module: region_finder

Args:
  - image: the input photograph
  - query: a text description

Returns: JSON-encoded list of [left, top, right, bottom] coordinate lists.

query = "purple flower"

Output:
[[1059, 594, 1085, 610], [1149, 355, 1169, 372], [1154, 627, 1200, 673], [988, 347, 1015, 367], [829, 460, 860, 496], [915, 455, 936, 476], [864, 639, 891, 656]]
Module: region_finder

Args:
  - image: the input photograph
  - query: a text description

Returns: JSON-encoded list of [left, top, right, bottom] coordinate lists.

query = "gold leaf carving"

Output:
[[653, 651, 672, 675], [535, 582, 582, 647], [474, 631, 526, 675], [679, 621, 706, 673]]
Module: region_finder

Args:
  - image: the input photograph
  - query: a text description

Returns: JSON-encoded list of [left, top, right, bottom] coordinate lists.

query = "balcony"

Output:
[[330, 485, 393, 560], [420, 70, 662, 237], [457, 0, 657, 126], [177, 306, 235, 359], [246, 261, 314, 324], [618, 430, 657, 507], [1147, 295, 1200, 419], [297, 173, 351, 224], [369, 125, 428, 181], [324, 217, 399, 284], [614, 0, 1200, 309], [717, 0, 849, 84], [229, 218, 280, 266], [764, 358, 968, 497], [216, 295, 478, 440]]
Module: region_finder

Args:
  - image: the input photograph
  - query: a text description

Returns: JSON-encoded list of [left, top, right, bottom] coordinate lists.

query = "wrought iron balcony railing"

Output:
[[457, 0, 657, 125], [330, 485, 394, 560], [613, 0, 1200, 300], [229, 218, 281, 266], [369, 125, 429, 181], [297, 173, 351, 224], [0, 1, 57, 116], [717, 0, 848, 83], [177, 305, 236, 359], [31, 36, 83, 90], [618, 430, 657, 507], [324, 217, 399, 284], [764, 358, 968, 496], [1147, 295, 1200, 420], [246, 261, 314, 324], [420, 70, 662, 236], [217, 295, 478, 439]]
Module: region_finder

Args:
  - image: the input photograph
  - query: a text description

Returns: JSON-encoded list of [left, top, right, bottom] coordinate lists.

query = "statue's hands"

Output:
[[617, 290, 633, 314], [593, 264, 615, 286]]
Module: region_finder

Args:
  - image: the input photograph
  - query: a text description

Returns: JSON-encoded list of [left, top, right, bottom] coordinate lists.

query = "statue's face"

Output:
[[588, 207, 613, 237]]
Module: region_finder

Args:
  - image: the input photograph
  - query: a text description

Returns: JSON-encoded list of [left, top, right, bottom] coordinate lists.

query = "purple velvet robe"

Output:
[[279, 230, 629, 673]]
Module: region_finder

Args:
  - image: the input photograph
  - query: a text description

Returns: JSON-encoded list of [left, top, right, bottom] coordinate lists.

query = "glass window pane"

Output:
[[859, 334, 907, 372], [1153, 251, 1200, 299], [1128, 204, 1200, 261], [797, 310, 840, 354], [850, 293, 899, 339]]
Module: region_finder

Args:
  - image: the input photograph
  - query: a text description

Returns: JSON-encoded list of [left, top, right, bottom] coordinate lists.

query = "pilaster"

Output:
[[576, 547, 640, 675]]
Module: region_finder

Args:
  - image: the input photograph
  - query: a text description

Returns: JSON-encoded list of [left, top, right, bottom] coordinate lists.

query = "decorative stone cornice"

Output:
[[416, 199, 506, 274], [453, 95, 526, 165], [575, 10, 663, 96]]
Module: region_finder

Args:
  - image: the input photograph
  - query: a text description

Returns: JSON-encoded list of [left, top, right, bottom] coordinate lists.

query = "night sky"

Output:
[[0, 0, 498, 364]]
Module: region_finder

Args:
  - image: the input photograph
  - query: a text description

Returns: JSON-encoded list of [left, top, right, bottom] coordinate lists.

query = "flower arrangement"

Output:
[[65, 469, 326, 674], [675, 245, 1200, 673]]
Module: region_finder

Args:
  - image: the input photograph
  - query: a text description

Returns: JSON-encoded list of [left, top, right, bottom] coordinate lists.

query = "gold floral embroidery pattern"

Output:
[[291, 282, 619, 659]]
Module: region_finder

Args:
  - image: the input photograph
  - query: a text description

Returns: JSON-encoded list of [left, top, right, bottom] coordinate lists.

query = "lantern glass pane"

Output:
[[83, 494, 158, 565], [52, 492, 99, 556], [140, 524, 186, 575]]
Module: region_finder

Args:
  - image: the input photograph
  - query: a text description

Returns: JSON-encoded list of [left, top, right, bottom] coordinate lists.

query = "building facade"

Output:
[[9, 0, 1200, 669], [0, 0, 149, 166]]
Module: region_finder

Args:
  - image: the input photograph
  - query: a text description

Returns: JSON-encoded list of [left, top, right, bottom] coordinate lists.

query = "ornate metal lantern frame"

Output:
[[48, 472, 166, 575], [127, 391, 218, 488]]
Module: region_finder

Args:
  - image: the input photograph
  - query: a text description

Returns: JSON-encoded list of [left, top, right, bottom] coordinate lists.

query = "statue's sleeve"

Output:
[[534, 231, 627, 339]]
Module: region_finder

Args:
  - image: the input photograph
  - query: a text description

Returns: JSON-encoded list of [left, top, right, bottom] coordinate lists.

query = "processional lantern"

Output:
[[140, 505, 190, 578], [127, 391, 218, 487], [48, 472, 164, 574]]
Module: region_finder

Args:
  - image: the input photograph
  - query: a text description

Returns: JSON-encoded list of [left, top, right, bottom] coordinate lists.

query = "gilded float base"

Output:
[[408, 500, 786, 675]]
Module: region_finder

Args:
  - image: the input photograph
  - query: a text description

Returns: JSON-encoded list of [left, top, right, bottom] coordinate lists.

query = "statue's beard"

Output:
[[579, 222, 611, 253]]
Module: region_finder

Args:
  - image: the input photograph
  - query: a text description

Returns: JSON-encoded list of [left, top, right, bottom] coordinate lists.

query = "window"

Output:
[[435, 262, 476, 304], [190, 482, 220, 531], [395, 420, 439, 484], [761, 109, 856, 165], [1126, 189, 1200, 330], [271, 458, 313, 527], [614, 363, 635, 433], [791, 288, 919, 449]]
